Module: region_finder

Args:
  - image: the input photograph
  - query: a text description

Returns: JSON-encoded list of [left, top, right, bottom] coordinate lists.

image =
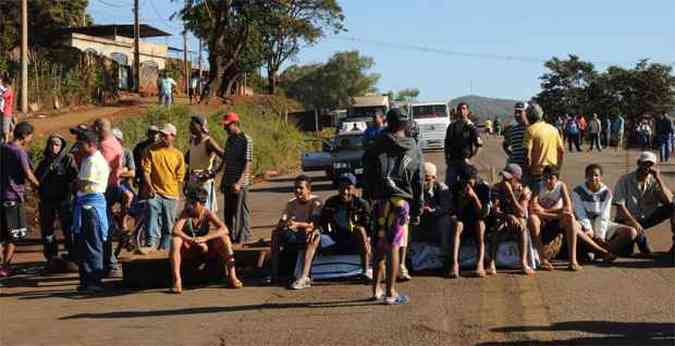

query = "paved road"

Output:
[[1, 137, 674, 346]]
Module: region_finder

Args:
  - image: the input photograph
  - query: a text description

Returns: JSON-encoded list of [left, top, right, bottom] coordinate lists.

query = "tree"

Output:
[[260, 0, 344, 94], [179, 0, 268, 99], [534, 55, 596, 118], [393, 88, 420, 101], [0, 0, 91, 54], [281, 50, 380, 110]]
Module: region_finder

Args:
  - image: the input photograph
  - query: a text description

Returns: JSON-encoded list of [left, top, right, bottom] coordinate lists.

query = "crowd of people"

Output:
[[0, 84, 673, 306]]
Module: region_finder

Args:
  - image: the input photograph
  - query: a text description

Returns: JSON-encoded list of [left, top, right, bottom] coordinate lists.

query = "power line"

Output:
[[95, 0, 132, 8], [329, 36, 637, 67]]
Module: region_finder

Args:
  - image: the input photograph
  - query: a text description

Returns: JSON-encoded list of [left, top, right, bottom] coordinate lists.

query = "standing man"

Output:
[[363, 109, 424, 305], [132, 125, 160, 190], [655, 113, 673, 163], [363, 110, 386, 147], [219, 112, 253, 244], [71, 129, 110, 293], [503, 102, 529, 168], [613, 152, 674, 260], [524, 103, 565, 187], [93, 118, 123, 276], [158, 72, 177, 107], [0, 122, 39, 277], [601, 114, 612, 149], [35, 135, 78, 265], [142, 123, 186, 250], [1, 75, 14, 143], [587, 113, 602, 152], [612, 114, 625, 152], [444, 103, 482, 187], [187, 115, 222, 211]]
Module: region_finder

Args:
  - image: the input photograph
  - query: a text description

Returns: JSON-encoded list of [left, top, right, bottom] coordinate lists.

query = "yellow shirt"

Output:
[[142, 144, 186, 198], [525, 121, 563, 176]]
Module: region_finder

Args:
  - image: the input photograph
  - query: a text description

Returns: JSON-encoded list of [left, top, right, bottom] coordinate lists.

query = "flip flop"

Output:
[[568, 263, 583, 272], [385, 294, 410, 306]]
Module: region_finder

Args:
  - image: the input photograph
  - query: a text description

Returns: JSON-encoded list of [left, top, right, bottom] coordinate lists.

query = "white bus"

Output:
[[410, 101, 450, 150]]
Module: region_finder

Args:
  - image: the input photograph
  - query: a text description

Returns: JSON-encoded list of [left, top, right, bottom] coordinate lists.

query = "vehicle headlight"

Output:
[[333, 162, 348, 169]]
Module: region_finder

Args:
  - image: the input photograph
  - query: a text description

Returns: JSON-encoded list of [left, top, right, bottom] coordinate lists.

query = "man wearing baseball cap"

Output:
[[502, 102, 529, 170], [487, 163, 535, 275], [318, 173, 373, 282], [141, 123, 186, 250], [217, 112, 253, 244], [613, 151, 674, 261]]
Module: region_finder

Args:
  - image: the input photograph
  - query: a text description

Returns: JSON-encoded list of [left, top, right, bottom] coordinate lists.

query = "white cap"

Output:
[[424, 162, 437, 177], [638, 151, 657, 164], [159, 123, 177, 136], [111, 128, 123, 141]]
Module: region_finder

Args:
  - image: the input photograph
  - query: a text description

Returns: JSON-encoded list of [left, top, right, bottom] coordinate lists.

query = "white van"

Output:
[[410, 102, 450, 150]]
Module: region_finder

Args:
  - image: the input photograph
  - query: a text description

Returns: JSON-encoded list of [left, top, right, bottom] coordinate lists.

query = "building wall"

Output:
[[67, 33, 168, 69]]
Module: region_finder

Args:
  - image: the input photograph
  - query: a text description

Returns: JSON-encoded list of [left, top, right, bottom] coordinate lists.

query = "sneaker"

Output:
[[363, 268, 373, 281], [290, 276, 311, 290], [385, 294, 410, 306]]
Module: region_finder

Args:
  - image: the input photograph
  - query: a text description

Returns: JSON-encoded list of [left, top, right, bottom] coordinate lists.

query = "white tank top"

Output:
[[538, 180, 564, 210]]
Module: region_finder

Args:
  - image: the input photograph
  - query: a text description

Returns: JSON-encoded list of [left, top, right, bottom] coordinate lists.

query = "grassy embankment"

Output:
[[30, 96, 314, 180]]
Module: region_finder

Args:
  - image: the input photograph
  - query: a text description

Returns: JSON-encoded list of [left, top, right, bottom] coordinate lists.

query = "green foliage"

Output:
[[0, 0, 91, 53], [260, 0, 345, 94], [534, 55, 675, 123], [281, 50, 380, 110], [387, 88, 420, 102], [113, 101, 311, 177]]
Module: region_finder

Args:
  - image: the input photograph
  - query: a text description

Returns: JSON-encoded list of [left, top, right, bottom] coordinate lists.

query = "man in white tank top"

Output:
[[187, 116, 223, 212]]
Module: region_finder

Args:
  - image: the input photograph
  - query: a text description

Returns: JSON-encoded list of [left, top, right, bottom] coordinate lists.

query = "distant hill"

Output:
[[449, 95, 520, 123]]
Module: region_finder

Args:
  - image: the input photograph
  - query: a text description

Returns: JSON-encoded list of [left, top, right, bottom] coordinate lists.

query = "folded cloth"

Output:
[[72, 193, 110, 241]]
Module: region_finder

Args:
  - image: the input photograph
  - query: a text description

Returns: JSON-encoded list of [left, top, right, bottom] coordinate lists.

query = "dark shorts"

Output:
[[326, 231, 361, 253], [106, 185, 133, 206], [180, 238, 221, 259], [0, 201, 27, 242], [541, 220, 563, 241], [639, 203, 675, 230], [279, 229, 310, 245]]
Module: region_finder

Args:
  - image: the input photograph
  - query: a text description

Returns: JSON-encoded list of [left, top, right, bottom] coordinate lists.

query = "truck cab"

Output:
[[340, 95, 390, 130], [409, 101, 450, 150]]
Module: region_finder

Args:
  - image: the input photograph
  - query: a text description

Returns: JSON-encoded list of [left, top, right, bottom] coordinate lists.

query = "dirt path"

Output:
[[1, 137, 674, 346]]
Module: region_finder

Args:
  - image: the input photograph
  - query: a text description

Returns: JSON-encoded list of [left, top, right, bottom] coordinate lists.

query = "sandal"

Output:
[[521, 266, 535, 275], [228, 277, 244, 289], [398, 266, 412, 282], [385, 294, 410, 306], [370, 289, 385, 301], [602, 252, 618, 263], [568, 263, 583, 272], [170, 282, 183, 294]]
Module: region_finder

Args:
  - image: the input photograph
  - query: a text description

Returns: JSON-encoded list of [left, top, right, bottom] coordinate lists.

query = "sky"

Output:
[[88, 0, 675, 101]]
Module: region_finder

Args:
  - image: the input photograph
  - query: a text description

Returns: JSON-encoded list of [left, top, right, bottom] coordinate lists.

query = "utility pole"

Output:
[[133, 0, 140, 93], [183, 30, 189, 102], [20, 0, 28, 114], [197, 38, 202, 96]]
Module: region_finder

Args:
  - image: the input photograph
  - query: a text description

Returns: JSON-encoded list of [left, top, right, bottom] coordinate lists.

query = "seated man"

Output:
[[613, 152, 674, 260], [572, 164, 632, 259], [448, 164, 491, 278], [487, 163, 535, 275], [169, 186, 242, 293], [318, 173, 372, 280], [270, 175, 323, 289], [415, 162, 451, 255]]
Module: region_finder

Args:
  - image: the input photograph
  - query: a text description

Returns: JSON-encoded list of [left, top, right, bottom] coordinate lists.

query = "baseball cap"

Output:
[[111, 128, 124, 141], [191, 115, 209, 133], [69, 123, 89, 135], [638, 151, 657, 164], [222, 112, 240, 126], [338, 173, 357, 186], [147, 125, 159, 132], [500, 163, 523, 180], [424, 162, 438, 177], [159, 123, 177, 136], [514, 102, 528, 111]]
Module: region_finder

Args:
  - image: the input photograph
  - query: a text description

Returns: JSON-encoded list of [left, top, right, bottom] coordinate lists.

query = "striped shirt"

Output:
[[504, 123, 527, 167], [571, 183, 612, 240], [221, 132, 253, 187]]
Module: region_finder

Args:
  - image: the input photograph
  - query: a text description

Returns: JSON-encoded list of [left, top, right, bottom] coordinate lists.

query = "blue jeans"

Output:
[[145, 195, 177, 250], [657, 135, 671, 162], [75, 207, 105, 287]]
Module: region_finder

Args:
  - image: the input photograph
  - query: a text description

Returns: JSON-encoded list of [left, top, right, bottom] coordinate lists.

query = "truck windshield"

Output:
[[335, 135, 365, 150], [347, 106, 386, 119], [412, 105, 448, 119]]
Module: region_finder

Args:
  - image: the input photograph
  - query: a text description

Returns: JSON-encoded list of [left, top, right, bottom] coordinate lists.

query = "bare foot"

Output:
[[474, 269, 487, 278], [568, 263, 583, 272], [487, 266, 497, 276], [521, 266, 535, 275], [170, 280, 183, 294], [228, 276, 243, 289], [541, 260, 555, 271]]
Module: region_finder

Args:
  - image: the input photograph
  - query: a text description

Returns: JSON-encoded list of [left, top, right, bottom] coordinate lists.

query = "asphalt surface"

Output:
[[1, 137, 674, 346]]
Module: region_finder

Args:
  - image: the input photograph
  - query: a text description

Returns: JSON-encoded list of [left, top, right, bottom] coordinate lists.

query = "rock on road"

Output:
[[1, 137, 674, 346]]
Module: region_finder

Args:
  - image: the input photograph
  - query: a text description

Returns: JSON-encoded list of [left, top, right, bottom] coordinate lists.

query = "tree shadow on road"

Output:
[[476, 320, 674, 346], [59, 298, 378, 320]]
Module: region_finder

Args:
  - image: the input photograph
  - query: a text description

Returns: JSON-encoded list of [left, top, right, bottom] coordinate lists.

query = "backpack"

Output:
[[565, 120, 579, 135], [445, 120, 476, 161]]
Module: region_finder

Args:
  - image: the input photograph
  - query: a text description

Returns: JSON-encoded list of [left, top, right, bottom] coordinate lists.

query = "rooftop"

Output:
[[60, 24, 171, 38]]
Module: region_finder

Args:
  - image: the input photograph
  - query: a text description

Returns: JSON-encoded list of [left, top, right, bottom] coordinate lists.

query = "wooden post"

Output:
[[314, 109, 319, 134], [20, 0, 28, 114], [133, 0, 140, 93]]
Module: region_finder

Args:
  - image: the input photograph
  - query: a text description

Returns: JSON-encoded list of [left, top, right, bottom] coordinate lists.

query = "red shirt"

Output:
[[2, 88, 13, 118], [100, 136, 123, 186]]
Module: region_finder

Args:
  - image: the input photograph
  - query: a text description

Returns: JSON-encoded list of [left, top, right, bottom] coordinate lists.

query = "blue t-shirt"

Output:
[[159, 77, 176, 96], [0, 142, 32, 202]]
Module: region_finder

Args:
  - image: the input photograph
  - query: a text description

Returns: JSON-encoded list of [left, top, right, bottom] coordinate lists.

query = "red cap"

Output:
[[222, 112, 240, 125]]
